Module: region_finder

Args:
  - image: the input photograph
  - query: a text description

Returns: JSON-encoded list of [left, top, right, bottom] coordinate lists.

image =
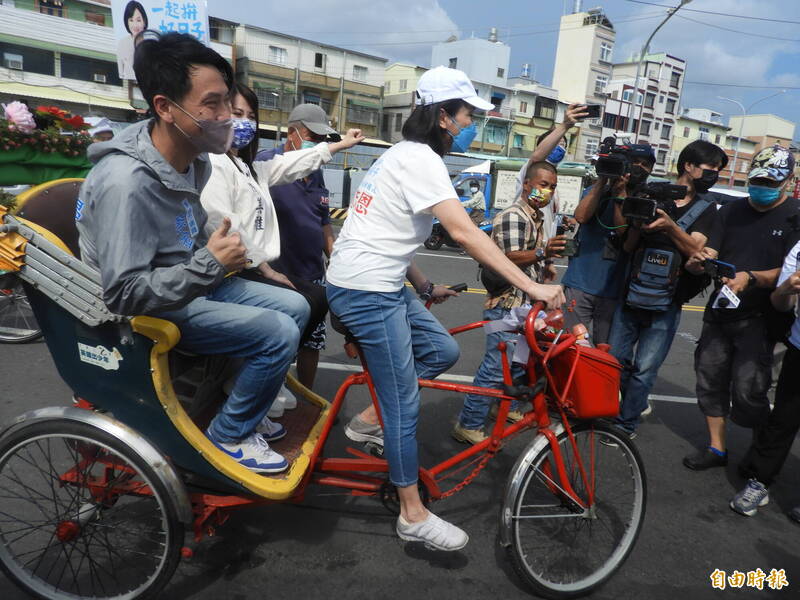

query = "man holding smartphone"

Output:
[[684, 145, 800, 471]]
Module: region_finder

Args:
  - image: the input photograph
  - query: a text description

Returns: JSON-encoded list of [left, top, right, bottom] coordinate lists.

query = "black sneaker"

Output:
[[789, 506, 800, 524], [683, 447, 728, 471]]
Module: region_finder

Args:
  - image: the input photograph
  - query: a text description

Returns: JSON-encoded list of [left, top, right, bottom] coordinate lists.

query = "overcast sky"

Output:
[[209, 0, 800, 139]]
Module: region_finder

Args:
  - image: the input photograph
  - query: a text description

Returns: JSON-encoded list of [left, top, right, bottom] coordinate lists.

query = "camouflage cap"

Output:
[[748, 144, 795, 182]]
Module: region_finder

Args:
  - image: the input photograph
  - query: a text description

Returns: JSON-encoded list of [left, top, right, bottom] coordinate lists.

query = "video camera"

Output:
[[595, 137, 656, 179], [621, 182, 688, 222]]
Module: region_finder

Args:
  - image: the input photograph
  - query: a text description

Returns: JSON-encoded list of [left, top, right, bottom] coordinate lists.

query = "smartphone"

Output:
[[703, 259, 736, 280], [584, 104, 603, 119]]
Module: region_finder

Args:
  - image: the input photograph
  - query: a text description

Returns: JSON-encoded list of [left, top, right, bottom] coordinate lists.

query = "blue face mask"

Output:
[[231, 118, 257, 149], [748, 184, 782, 206], [447, 117, 477, 153], [301, 140, 316, 150], [547, 145, 566, 164]]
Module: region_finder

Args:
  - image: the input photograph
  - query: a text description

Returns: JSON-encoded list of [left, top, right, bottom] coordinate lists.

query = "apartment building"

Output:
[[669, 108, 730, 177], [600, 52, 686, 176], [235, 25, 387, 140], [551, 4, 616, 161]]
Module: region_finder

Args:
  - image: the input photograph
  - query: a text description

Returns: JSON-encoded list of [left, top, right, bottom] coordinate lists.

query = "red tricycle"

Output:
[[0, 180, 646, 600]]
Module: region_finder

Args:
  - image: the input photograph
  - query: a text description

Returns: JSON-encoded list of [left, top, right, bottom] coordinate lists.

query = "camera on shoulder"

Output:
[[595, 137, 654, 179]]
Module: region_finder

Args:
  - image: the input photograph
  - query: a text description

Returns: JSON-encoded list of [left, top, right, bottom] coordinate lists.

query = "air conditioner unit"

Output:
[[3, 53, 23, 70], [93, 73, 107, 83]]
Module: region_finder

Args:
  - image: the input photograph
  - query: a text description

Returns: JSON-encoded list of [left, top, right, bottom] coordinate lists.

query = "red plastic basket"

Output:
[[548, 344, 621, 419]]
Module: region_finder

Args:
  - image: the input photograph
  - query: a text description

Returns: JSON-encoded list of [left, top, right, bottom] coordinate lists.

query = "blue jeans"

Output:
[[327, 284, 460, 487], [608, 302, 681, 433], [458, 306, 522, 430], [154, 277, 309, 443]]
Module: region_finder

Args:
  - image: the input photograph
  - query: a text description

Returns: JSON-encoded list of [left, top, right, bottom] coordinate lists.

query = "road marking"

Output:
[[316, 361, 475, 383], [316, 361, 698, 402], [416, 252, 567, 269]]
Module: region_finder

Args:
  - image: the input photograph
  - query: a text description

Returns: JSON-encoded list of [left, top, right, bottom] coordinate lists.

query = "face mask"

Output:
[[231, 118, 257, 149], [447, 116, 477, 153], [748, 184, 783, 206], [547, 145, 566, 164], [628, 164, 649, 187], [301, 140, 316, 150], [170, 100, 233, 154], [470, 186, 480, 193], [527, 187, 552, 208], [692, 168, 719, 194]]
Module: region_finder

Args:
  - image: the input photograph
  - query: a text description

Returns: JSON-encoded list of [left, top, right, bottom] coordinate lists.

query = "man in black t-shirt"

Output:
[[607, 140, 727, 438], [684, 145, 800, 471]]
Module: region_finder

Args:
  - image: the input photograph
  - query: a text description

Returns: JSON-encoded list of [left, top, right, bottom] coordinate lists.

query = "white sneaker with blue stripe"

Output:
[[208, 432, 288, 474]]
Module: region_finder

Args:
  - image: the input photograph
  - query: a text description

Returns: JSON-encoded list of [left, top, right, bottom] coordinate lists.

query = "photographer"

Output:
[[608, 140, 727, 439], [684, 145, 800, 471], [727, 237, 800, 521], [559, 142, 656, 345]]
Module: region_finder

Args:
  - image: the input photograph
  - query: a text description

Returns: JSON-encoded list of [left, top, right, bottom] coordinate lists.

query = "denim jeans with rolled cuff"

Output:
[[153, 276, 309, 443], [608, 302, 681, 433], [326, 283, 460, 487]]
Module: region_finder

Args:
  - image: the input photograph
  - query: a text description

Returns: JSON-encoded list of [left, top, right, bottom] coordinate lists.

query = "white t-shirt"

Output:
[[327, 141, 455, 291], [777, 239, 800, 349]]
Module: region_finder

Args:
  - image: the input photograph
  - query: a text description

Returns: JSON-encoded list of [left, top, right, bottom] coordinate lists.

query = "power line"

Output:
[[624, 0, 800, 25], [684, 81, 800, 90], [675, 13, 800, 42]]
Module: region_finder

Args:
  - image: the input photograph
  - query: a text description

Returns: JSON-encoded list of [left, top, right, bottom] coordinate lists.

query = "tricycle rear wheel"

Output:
[[0, 419, 184, 600], [0, 277, 42, 344]]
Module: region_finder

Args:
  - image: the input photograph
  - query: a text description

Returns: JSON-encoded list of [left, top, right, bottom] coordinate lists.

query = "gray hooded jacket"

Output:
[[76, 120, 225, 315]]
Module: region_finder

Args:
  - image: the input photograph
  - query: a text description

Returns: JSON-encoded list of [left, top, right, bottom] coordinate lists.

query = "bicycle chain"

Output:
[[439, 452, 492, 499]]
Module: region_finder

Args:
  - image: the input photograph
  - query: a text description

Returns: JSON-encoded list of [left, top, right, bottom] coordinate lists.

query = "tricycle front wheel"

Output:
[[0, 277, 42, 344], [500, 422, 646, 599], [0, 418, 184, 600]]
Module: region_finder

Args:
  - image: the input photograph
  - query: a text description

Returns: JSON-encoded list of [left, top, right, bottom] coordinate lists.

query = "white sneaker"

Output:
[[641, 401, 653, 417], [256, 415, 287, 442], [207, 432, 288, 474], [277, 384, 297, 410], [396, 512, 469, 551], [267, 396, 285, 418]]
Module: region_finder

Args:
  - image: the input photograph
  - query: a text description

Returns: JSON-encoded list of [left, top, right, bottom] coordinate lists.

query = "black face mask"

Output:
[[693, 169, 719, 193], [628, 164, 649, 188]]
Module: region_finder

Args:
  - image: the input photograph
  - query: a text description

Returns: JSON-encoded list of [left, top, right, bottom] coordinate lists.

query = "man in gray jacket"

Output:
[[76, 32, 308, 474]]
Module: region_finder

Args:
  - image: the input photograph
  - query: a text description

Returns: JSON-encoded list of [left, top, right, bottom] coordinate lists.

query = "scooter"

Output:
[[424, 217, 492, 250]]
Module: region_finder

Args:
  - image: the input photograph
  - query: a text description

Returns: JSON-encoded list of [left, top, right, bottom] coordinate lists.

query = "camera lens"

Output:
[[717, 297, 730, 308]]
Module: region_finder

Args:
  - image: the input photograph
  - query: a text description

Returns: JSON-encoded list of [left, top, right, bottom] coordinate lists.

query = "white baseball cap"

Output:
[[415, 66, 494, 111]]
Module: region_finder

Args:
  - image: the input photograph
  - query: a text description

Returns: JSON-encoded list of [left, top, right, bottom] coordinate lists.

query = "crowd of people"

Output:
[[72, 30, 800, 553]]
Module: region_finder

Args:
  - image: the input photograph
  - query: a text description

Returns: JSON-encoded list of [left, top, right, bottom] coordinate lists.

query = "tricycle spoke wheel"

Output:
[[502, 423, 646, 599], [0, 279, 42, 343], [0, 420, 183, 600], [379, 480, 430, 516]]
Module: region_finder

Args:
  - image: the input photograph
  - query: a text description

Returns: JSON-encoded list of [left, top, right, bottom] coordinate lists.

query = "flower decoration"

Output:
[[2, 101, 36, 133], [0, 100, 92, 156]]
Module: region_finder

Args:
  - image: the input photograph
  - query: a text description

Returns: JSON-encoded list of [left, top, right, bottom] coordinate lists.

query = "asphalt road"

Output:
[[1, 245, 798, 600]]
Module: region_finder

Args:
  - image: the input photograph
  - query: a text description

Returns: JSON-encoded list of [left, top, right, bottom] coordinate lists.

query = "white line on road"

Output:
[[416, 252, 566, 268], [315, 361, 696, 402]]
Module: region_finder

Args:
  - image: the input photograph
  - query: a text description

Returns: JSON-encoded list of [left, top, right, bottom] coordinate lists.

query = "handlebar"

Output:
[[524, 301, 576, 361], [424, 282, 468, 309]]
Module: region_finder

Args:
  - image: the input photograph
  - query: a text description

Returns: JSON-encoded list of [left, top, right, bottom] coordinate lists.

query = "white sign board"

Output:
[[110, 1, 210, 80], [554, 175, 584, 216], [493, 169, 520, 210]]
